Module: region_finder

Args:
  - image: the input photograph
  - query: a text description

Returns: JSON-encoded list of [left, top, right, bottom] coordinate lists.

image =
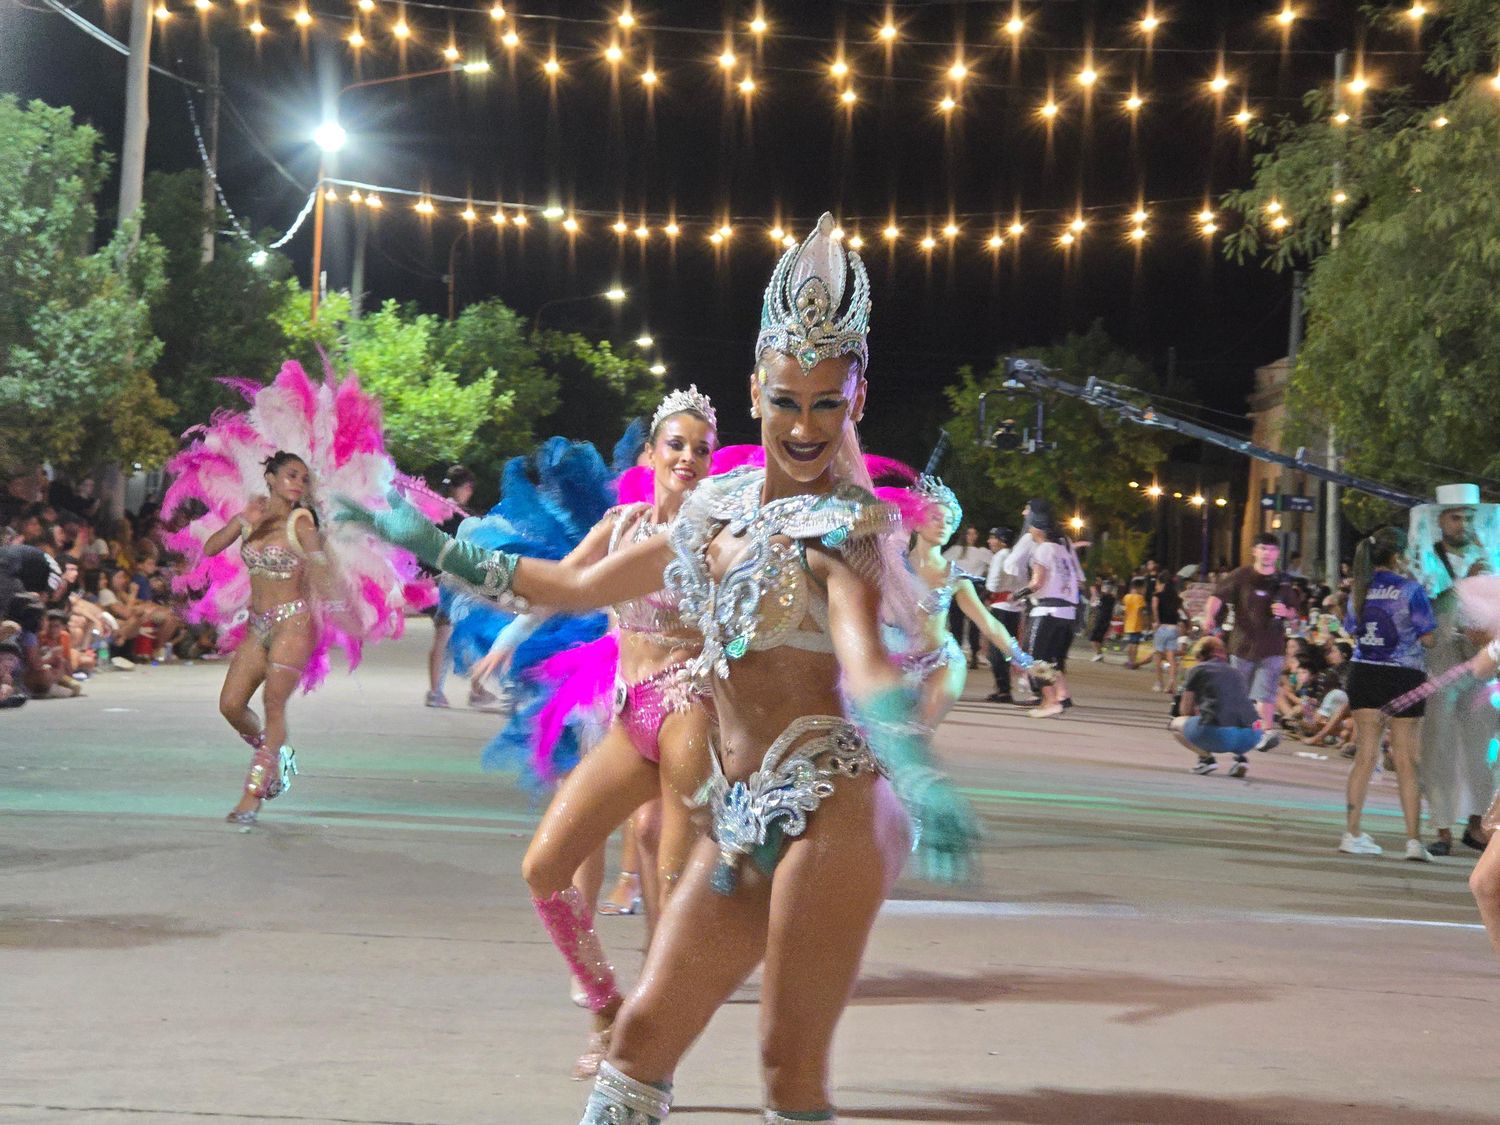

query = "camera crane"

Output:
[[979, 357, 1423, 508]]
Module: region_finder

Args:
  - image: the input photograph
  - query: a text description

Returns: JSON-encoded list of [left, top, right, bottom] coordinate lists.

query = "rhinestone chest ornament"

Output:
[[664, 468, 897, 680]]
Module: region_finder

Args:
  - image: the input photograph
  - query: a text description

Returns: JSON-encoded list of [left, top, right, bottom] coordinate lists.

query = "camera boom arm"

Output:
[[984, 357, 1423, 508]]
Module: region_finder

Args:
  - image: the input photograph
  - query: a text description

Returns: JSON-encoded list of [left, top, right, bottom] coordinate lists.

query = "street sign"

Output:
[[1260, 493, 1317, 512]]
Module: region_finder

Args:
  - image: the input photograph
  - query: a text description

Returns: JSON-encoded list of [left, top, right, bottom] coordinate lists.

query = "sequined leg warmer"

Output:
[[580, 1060, 672, 1124], [533, 886, 622, 1014], [763, 1111, 835, 1123]]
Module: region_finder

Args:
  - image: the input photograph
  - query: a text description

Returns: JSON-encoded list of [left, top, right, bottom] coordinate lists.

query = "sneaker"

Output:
[[110, 655, 136, 671], [1338, 832, 1383, 856], [424, 690, 450, 709], [1405, 838, 1434, 863], [1228, 759, 1249, 778], [984, 691, 1014, 704], [1152, 683, 1163, 693], [1253, 730, 1281, 753], [1027, 703, 1065, 719], [1191, 757, 1218, 775], [1090, 653, 1105, 662], [468, 683, 507, 712]]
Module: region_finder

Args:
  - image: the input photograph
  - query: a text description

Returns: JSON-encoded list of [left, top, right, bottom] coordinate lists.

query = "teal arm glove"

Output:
[[850, 684, 979, 883], [334, 489, 520, 595]]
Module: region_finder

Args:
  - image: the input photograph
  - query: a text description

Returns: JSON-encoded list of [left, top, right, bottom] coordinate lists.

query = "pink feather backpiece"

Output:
[[163, 359, 437, 691]]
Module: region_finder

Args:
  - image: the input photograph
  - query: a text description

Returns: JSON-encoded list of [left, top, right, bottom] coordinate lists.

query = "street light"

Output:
[[313, 121, 346, 152], [634, 334, 654, 348], [531, 289, 629, 333], [310, 64, 491, 321], [649, 362, 667, 376]]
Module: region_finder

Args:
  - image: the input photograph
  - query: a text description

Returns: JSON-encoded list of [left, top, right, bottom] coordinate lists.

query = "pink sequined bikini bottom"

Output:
[[612, 661, 705, 763]]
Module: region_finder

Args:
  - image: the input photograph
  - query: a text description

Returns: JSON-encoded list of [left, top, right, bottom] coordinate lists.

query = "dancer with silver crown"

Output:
[[899, 474, 1041, 729], [339, 213, 977, 1124], [478, 390, 720, 1080]]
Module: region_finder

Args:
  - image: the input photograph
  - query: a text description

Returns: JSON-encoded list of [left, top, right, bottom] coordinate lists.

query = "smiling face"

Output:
[[751, 352, 865, 487], [265, 457, 309, 506], [647, 412, 716, 497]]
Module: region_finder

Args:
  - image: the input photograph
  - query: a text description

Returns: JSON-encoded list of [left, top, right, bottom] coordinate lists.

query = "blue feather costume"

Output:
[[442, 428, 644, 794]]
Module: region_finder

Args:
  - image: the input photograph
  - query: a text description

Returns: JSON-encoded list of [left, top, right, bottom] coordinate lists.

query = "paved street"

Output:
[[3, 621, 1496, 1124]]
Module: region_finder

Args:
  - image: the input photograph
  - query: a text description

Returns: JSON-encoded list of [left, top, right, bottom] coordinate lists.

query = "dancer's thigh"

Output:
[[656, 706, 713, 893], [266, 619, 315, 677], [758, 776, 908, 1095], [919, 658, 965, 728], [609, 834, 771, 1081], [220, 638, 268, 714], [523, 723, 660, 895]]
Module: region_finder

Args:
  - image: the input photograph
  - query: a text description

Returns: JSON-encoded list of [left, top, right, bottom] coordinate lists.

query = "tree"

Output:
[[140, 170, 293, 433], [436, 299, 558, 482], [1221, 6, 1500, 525], [939, 321, 1179, 571], [0, 97, 170, 473], [532, 330, 662, 453]]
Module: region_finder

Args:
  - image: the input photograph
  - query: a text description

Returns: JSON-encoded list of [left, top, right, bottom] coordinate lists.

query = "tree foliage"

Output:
[[0, 97, 170, 472], [140, 170, 293, 433], [939, 321, 1177, 569], [1221, 13, 1500, 525], [436, 300, 558, 480]]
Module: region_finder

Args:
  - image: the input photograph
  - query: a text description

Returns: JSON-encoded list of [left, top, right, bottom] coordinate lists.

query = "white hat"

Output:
[[1409, 482, 1500, 600], [1435, 483, 1481, 509]]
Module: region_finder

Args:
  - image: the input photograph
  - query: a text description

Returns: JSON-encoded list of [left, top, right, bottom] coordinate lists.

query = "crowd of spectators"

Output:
[[1, 467, 218, 710]]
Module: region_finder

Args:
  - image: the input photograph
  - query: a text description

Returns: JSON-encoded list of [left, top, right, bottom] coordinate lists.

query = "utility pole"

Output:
[[1324, 48, 1348, 585], [117, 0, 153, 233], [199, 42, 221, 265], [350, 209, 367, 319], [103, 0, 154, 523]]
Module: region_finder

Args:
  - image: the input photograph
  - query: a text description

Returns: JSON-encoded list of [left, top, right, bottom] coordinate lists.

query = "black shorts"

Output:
[[1347, 662, 1427, 718], [1028, 614, 1075, 671]]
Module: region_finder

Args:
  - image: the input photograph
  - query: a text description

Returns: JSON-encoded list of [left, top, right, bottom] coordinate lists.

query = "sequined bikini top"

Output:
[[916, 562, 960, 617], [241, 512, 310, 581], [665, 468, 902, 680], [608, 504, 696, 646], [241, 543, 301, 581]]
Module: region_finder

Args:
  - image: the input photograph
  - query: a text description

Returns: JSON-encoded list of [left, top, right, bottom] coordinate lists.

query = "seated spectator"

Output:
[[0, 620, 25, 708], [1294, 640, 1353, 752], [1275, 637, 1313, 727], [13, 602, 77, 699], [1169, 635, 1279, 778]]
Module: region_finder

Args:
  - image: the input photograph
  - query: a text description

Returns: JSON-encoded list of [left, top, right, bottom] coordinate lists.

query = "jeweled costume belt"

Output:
[[699, 714, 885, 895]]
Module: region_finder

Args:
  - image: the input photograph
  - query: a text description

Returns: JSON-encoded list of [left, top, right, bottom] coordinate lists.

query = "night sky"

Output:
[[3, 0, 1440, 463]]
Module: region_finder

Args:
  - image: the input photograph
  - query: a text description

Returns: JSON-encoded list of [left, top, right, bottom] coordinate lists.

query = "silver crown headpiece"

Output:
[[916, 474, 962, 523], [650, 384, 717, 434], [755, 212, 871, 375]]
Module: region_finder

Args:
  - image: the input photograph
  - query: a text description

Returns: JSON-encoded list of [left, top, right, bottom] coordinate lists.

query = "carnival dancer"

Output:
[[1408, 483, 1500, 855], [340, 213, 978, 1124], [163, 361, 439, 826], [471, 393, 721, 1079], [900, 474, 1038, 728], [1447, 579, 1500, 956]]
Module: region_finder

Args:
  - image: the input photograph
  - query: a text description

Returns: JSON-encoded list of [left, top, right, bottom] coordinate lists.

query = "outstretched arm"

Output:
[[335, 489, 671, 612], [954, 580, 1028, 664]]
